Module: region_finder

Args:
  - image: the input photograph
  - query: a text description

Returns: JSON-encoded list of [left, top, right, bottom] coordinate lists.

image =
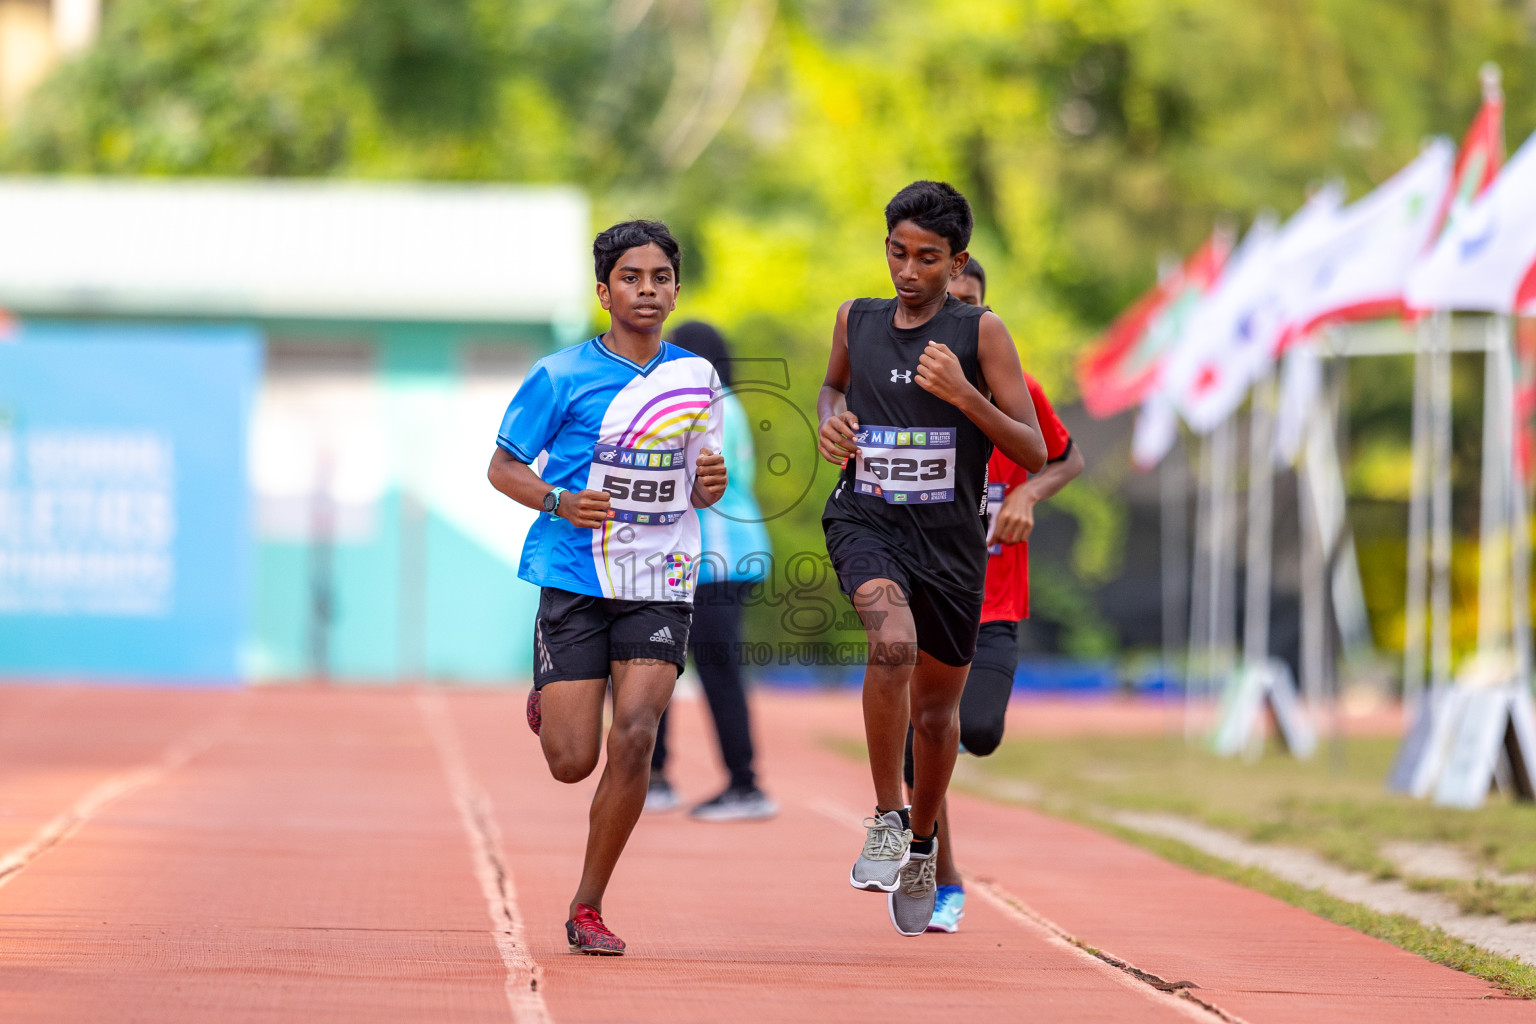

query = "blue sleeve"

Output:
[[496, 362, 561, 463]]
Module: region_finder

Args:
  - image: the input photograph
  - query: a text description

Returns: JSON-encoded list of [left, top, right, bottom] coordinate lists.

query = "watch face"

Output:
[[544, 490, 558, 512]]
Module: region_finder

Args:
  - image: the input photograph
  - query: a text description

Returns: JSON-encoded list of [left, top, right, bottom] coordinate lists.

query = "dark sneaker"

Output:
[[644, 774, 680, 813], [566, 903, 625, 955], [889, 839, 939, 936], [688, 785, 779, 822], [849, 809, 911, 892], [526, 687, 542, 736]]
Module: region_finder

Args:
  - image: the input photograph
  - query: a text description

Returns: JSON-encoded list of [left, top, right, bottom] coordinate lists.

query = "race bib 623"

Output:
[[852, 425, 956, 505]]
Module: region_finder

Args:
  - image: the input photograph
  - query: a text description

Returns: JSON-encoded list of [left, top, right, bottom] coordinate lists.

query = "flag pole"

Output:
[[1244, 369, 1277, 668], [1299, 440, 1327, 709], [1211, 414, 1239, 714], [1430, 311, 1455, 694], [1186, 431, 1211, 741], [1404, 318, 1433, 717], [1494, 312, 1532, 690], [1151, 253, 1189, 721], [1513, 317, 1534, 692], [1478, 314, 1512, 657], [1162, 430, 1189, 721]]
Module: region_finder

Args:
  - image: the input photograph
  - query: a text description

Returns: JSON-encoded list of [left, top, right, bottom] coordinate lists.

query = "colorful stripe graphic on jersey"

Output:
[[496, 338, 723, 602]]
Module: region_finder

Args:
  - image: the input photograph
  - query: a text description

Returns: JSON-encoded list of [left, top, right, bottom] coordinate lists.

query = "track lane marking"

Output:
[[0, 715, 234, 893], [417, 689, 551, 1024], [808, 797, 1244, 1024]]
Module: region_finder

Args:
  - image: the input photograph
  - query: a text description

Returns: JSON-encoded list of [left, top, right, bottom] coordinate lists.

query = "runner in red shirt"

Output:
[[904, 257, 1084, 933]]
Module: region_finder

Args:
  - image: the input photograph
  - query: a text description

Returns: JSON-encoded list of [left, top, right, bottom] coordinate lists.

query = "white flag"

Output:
[[1406, 128, 1536, 315], [1274, 343, 1323, 464], [1131, 391, 1179, 470], [1283, 139, 1454, 341], [1165, 185, 1344, 434]]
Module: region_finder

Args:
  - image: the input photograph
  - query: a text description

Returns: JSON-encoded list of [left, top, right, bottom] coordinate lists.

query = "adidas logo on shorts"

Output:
[[649, 626, 675, 645]]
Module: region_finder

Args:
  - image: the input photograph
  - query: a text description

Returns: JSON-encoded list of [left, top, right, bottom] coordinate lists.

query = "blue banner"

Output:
[[0, 322, 260, 682]]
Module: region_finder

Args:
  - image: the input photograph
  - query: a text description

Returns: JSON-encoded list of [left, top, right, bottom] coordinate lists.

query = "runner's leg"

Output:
[[935, 620, 1018, 886], [537, 677, 608, 784], [853, 577, 918, 812], [957, 620, 1019, 757], [569, 658, 676, 918], [907, 655, 969, 837]]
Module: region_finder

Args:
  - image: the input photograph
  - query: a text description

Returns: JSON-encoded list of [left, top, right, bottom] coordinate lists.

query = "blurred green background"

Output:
[[5, 0, 1535, 664]]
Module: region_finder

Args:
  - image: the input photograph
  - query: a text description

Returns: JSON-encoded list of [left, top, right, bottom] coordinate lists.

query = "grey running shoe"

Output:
[[889, 839, 939, 936], [689, 786, 779, 822], [849, 810, 911, 891], [644, 775, 679, 814]]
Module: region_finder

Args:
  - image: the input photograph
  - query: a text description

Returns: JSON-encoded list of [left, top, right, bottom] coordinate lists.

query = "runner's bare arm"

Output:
[[992, 440, 1085, 545], [487, 448, 611, 528], [817, 300, 861, 465], [691, 448, 727, 507], [915, 312, 1046, 472]]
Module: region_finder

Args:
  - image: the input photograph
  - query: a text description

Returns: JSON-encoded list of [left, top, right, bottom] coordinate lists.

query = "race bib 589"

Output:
[[588, 444, 689, 525]]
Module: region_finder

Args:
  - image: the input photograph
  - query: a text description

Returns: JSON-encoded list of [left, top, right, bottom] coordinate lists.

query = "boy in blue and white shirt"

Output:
[[488, 220, 725, 956]]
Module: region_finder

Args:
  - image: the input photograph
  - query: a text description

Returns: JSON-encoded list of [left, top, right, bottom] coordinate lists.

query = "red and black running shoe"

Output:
[[526, 687, 541, 736], [566, 903, 624, 955]]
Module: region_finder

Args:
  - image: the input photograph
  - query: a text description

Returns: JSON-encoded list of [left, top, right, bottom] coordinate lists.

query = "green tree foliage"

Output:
[[6, 0, 1533, 652]]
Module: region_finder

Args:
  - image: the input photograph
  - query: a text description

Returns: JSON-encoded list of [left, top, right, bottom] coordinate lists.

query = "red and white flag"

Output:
[[1164, 186, 1344, 434], [1406, 128, 1536, 315], [1076, 233, 1231, 419], [1280, 139, 1454, 345], [1430, 69, 1505, 243]]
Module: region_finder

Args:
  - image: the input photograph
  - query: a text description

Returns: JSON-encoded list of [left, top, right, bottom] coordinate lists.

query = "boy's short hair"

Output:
[[884, 181, 973, 257], [593, 220, 682, 285], [959, 256, 986, 301]]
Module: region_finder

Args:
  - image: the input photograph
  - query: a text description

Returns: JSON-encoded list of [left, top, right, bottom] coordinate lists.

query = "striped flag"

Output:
[[1431, 68, 1505, 243], [1406, 128, 1536, 315], [1279, 139, 1454, 346], [1165, 186, 1345, 435], [1076, 233, 1230, 419]]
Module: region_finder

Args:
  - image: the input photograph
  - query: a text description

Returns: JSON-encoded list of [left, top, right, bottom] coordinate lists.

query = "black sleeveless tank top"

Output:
[[822, 295, 992, 593]]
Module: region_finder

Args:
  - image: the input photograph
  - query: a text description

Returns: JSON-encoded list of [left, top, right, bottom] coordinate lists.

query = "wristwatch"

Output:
[[541, 486, 567, 519]]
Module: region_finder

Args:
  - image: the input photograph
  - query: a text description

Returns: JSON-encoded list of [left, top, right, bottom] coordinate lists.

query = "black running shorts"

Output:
[[532, 587, 692, 690], [824, 522, 983, 667]]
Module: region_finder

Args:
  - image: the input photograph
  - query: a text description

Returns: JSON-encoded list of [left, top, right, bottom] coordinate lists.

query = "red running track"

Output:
[[0, 686, 1521, 1022]]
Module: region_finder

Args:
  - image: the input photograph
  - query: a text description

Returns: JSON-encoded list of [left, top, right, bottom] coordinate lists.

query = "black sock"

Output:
[[876, 805, 911, 831], [910, 830, 936, 856]]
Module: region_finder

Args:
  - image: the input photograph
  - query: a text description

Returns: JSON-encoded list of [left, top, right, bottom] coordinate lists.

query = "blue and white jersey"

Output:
[[698, 392, 771, 585], [496, 337, 723, 602]]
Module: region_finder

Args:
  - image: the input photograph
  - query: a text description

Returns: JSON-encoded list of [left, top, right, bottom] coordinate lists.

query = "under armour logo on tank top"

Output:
[[821, 295, 994, 595]]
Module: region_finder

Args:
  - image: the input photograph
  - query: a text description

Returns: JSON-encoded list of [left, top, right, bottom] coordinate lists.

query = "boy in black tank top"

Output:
[[817, 181, 1048, 936]]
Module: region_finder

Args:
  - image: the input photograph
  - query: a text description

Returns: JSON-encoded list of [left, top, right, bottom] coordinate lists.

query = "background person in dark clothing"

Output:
[[646, 321, 778, 822]]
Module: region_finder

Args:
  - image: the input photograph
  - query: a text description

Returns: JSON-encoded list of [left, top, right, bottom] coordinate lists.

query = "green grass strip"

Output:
[[1087, 814, 1536, 1000]]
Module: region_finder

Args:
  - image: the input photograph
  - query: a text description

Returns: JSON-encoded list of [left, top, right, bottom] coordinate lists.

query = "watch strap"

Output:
[[545, 485, 567, 520]]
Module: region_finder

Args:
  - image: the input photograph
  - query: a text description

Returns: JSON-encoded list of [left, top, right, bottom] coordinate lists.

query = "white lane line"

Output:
[[416, 689, 550, 1024], [0, 716, 231, 893], [808, 798, 1243, 1024]]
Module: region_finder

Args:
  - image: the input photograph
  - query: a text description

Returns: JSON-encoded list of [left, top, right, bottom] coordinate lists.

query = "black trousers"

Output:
[[651, 580, 758, 791]]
